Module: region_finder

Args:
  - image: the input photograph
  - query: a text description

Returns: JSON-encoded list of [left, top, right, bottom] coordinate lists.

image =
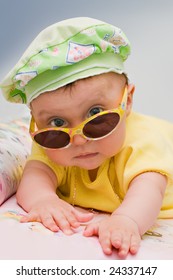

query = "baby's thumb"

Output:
[[83, 222, 99, 237], [19, 212, 39, 223], [74, 209, 94, 223], [20, 215, 30, 223]]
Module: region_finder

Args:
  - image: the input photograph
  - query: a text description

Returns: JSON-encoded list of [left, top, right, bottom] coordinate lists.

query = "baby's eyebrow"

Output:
[[37, 110, 52, 117], [33, 109, 60, 118]]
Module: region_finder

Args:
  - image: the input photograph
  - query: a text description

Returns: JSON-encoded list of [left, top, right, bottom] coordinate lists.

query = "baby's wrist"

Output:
[[111, 212, 142, 235]]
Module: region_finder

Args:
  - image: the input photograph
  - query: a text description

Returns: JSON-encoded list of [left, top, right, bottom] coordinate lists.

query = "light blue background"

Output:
[[0, 0, 173, 122]]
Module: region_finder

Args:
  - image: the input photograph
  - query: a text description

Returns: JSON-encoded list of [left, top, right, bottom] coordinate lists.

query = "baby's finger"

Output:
[[42, 215, 59, 232], [65, 212, 81, 228], [129, 234, 141, 255], [83, 222, 99, 237], [115, 234, 131, 258], [110, 232, 122, 250], [98, 231, 112, 255], [73, 209, 94, 223], [53, 213, 74, 235], [20, 212, 41, 223]]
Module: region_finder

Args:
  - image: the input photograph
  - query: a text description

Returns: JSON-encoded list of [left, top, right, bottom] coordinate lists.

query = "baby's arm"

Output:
[[16, 160, 93, 234], [84, 172, 167, 257]]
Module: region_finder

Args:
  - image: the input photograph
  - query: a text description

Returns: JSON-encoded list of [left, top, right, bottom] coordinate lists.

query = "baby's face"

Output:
[[31, 72, 134, 172]]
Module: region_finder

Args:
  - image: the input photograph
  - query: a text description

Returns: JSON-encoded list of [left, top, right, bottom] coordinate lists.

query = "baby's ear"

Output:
[[126, 84, 135, 116]]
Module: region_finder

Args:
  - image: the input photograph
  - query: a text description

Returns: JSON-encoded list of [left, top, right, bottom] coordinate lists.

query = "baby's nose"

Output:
[[72, 134, 88, 146]]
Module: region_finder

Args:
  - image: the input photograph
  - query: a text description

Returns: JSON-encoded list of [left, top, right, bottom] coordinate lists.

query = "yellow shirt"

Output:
[[28, 112, 173, 218]]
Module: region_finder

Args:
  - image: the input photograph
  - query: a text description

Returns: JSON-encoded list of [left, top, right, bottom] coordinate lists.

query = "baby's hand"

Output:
[[20, 195, 93, 234], [83, 214, 141, 258]]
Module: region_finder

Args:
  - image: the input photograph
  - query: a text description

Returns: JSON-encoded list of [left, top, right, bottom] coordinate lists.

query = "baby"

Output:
[[1, 17, 173, 258]]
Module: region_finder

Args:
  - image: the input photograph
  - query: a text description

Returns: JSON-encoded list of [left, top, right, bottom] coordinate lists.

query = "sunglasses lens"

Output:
[[34, 130, 70, 149], [83, 113, 120, 138]]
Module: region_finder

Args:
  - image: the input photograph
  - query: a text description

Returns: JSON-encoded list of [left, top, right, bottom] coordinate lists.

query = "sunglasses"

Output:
[[30, 87, 128, 150]]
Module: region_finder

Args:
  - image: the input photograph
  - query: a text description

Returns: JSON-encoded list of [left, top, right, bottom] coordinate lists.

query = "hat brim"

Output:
[[25, 52, 124, 105]]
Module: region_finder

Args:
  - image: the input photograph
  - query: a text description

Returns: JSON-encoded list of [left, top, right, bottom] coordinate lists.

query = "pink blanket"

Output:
[[0, 195, 173, 260]]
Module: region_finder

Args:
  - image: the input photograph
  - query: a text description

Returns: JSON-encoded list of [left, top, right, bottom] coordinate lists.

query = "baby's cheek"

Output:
[[101, 121, 126, 156], [45, 150, 69, 165]]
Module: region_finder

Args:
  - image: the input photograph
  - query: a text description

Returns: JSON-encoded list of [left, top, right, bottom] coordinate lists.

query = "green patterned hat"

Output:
[[0, 17, 131, 105]]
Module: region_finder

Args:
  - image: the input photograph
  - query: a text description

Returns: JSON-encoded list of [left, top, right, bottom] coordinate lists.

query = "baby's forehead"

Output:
[[61, 72, 125, 92], [31, 73, 125, 112]]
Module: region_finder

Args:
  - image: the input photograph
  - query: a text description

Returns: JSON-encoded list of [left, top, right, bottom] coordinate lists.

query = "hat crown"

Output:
[[0, 17, 130, 104]]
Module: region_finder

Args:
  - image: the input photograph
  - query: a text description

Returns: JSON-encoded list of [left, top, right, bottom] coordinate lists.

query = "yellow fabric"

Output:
[[28, 112, 173, 218]]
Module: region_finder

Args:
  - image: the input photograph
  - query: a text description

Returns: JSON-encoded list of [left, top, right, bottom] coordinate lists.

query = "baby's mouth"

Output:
[[75, 152, 99, 159]]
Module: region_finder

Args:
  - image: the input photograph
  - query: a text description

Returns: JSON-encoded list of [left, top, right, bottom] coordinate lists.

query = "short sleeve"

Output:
[[116, 112, 173, 196]]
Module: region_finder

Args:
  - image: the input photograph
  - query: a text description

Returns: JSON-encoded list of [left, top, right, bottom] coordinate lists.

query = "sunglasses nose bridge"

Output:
[[71, 127, 83, 138], [69, 127, 86, 145]]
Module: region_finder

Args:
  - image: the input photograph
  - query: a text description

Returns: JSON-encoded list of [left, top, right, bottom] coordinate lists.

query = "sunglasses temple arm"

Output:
[[29, 117, 35, 134], [121, 87, 128, 111]]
